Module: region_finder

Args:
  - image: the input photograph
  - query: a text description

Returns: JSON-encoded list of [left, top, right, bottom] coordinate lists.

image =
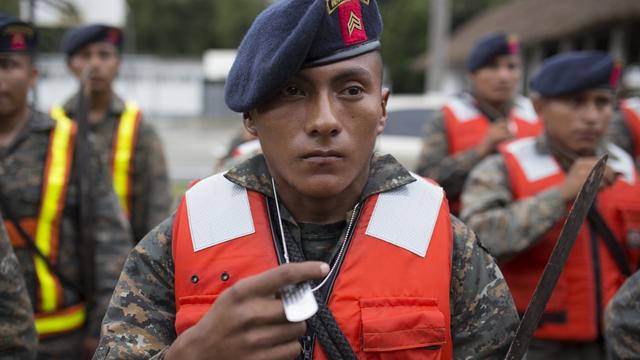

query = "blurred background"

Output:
[[1, 0, 639, 194]]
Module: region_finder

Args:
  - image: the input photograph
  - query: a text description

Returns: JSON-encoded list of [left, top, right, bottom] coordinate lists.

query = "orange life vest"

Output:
[[442, 95, 543, 214], [4, 114, 86, 338], [172, 173, 454, 359], [50, 102, 141, 217], [499, 137, 640, 341], [620, 97, 640, 157]]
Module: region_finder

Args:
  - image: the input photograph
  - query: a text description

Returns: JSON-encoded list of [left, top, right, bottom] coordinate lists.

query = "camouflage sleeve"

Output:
[[131, 119, 173, 243], [93, 215, 176, 360], [449, 215, 519, 359], [88, 145, 134, 338], [608, 111, 635, 157], [414, 111, 483, 199], [0, 221, 37, 359], [605, 270, 640, 359], [459, 154, 567, 260]]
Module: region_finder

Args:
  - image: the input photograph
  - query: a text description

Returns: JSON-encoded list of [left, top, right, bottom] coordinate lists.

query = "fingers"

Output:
[[247, 341, 303, 360], [243, 321, 307, 349], [233, 262, 329, 299]]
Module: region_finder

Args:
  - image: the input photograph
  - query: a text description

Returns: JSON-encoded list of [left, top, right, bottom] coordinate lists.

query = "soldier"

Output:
[[461, 51, 640, 359], [93, 1, 519, 359], [0, 219, 37, 359], [55, 24, 172, 243], [415, 32, 542, 214], [605, 269, 640, 359], [0, 14, 131, 358]]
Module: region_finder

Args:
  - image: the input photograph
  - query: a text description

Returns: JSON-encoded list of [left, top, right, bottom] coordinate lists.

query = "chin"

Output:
[[294, 174, 351, 199]]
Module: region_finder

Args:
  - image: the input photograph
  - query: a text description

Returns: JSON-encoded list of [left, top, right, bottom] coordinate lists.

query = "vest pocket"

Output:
[[359, 297, 445, 359], [175, 295, 219, 335]]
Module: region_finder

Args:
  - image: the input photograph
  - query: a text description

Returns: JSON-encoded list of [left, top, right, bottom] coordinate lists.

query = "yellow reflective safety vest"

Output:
[[5, 112, 86, 337], [50, 102, 141, 216]]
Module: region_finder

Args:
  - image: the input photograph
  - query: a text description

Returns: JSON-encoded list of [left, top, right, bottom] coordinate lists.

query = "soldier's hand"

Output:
[[476, 121, 514, 157], [165, 261, 329, 360], [558, 157, 617, 202]]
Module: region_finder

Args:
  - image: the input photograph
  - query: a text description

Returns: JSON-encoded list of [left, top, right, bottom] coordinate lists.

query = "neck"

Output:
[[473, 93, 511, 118], [87, 88, 113, 123], [273, 170, 368, 224], [0, 105, 30, 146]]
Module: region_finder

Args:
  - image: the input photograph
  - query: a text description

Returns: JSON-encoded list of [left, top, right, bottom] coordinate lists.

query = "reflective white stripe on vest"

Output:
[[512, 96, 538, 123], [112, 101, 140, 215], [365, 174, 442, 257], [186, 173, 441, 257], [446, 96, 480, 123], [186, 173, 254, 252], [505, 137, 561, 182], [624, 97, 640, 115], [607, 143, 636, 184]]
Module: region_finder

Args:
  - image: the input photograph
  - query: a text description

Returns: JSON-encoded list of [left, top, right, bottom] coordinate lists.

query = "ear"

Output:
[[376, 88, 391, 135], [28, 62, 39, 89], [243, 111, 258, 136], [531, 94, 548, 127]]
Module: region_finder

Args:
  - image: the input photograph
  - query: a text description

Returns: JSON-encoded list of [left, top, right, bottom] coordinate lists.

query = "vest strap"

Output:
[[112, 102, 141, 215], [35, 303, 86, 337]]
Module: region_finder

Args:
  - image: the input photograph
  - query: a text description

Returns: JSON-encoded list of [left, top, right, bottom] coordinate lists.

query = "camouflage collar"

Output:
[[224, 153, 416, 201], [63, 92, 125, 118], [28, 109, 55, 132]]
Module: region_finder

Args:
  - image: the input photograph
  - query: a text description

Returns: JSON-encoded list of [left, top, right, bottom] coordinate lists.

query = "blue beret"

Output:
[[62, 24, 123, 56], [225, 0, 383, 113], [467, 32, 520, 72], [530, 51, 621, 97], [0, 13, 37, 54]]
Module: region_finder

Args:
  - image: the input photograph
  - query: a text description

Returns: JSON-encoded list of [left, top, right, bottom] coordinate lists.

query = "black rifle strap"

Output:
[[587, 206, 632, 277], [0, 195, 84, 297]]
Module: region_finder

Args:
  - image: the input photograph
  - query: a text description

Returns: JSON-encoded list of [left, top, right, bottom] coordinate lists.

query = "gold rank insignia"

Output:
[[347, 12, 363, 35], [327, 0, 370, 14]]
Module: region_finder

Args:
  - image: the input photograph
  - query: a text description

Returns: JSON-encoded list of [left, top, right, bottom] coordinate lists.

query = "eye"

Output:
[[282, 85, 305, 97], [340, 85, 364, 97]]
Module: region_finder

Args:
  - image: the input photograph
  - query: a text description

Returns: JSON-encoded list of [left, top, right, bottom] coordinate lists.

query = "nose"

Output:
[[304, 93, 342, 138], [580, 101, 600, 125]]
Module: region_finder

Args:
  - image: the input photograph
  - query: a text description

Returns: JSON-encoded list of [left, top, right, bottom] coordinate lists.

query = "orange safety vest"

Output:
[[442, 95, 542, 214], [499, 137, 640, 341], [50, 102, 141, 216], [620, 98, 640, 157], [4, 113, 86, 338], [172, 173, 454, 359]]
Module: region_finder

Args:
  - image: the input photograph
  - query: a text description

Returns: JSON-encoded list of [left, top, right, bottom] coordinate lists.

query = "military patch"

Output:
[[335, 0, 368, 46]]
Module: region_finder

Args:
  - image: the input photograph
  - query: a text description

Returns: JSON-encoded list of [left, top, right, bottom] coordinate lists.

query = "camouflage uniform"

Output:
[[605, 270, 640, 359], [414, 92, 511, 201], [63, 94, 173, 243], [93, 154, 520, 360], [0, 219, 37, 359], [0, 110, 132, 358]]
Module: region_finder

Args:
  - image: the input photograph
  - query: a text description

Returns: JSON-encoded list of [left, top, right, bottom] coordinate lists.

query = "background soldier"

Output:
[[415, 32, 542, 214], [0, 14, 131, 358], [605, 269, 640, 359], [461, 51, 640, 359], [93, 1, 519, 359], [0, 218, 37, 359], [56, 24, 172, 243]]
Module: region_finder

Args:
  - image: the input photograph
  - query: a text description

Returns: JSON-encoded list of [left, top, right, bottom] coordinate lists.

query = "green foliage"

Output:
[[0, 0, 19, 15], [127, 0, 268, 55]]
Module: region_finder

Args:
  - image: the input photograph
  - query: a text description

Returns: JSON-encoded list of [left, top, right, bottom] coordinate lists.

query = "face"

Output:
[[0, 53, 37, 117], [67, 42, 120, 95], [245, 51, 390, 200], [470, 54, 521, 106], [536, 89, 614, 156]]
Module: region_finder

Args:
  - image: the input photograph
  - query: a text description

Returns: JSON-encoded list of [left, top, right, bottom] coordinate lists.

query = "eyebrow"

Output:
[[294, 66, 373, 85]]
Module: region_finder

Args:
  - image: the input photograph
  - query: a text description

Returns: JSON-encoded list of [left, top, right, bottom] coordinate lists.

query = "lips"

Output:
[[302, 149, 344, 159]]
